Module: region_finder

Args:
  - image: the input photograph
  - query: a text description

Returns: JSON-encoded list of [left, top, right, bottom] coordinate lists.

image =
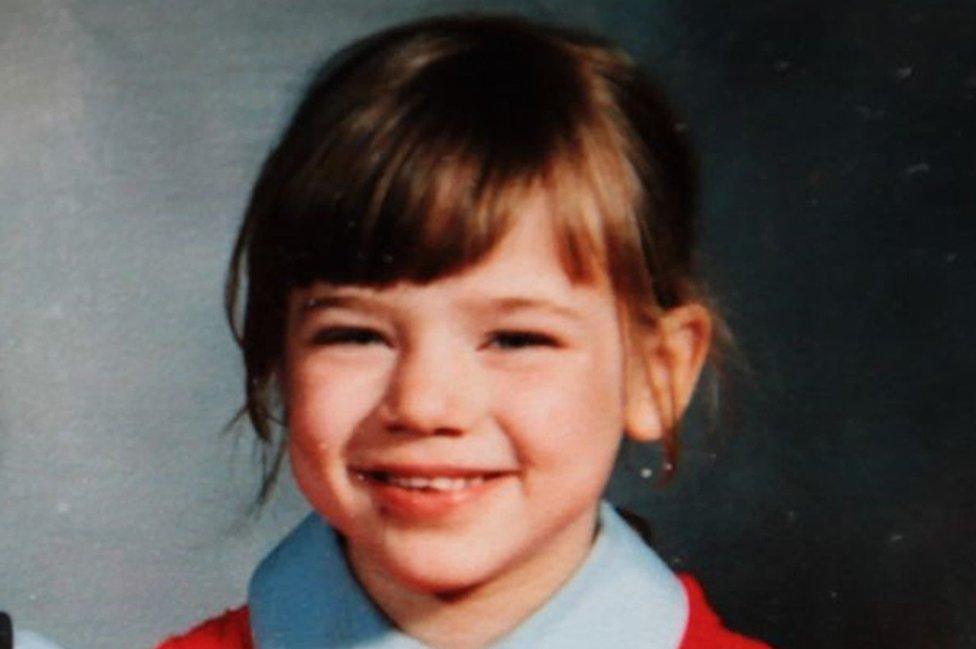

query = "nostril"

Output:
[[430, 426, 465, 437], [379, 385, 469, 437], [383, 419, 464, 437]]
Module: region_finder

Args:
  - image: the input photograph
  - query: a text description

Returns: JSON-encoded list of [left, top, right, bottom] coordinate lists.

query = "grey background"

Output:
[[1, 1, 973, 647]]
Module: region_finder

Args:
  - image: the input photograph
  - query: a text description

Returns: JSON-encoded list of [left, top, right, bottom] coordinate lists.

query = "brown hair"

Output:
[[226, 14, 724, 503]]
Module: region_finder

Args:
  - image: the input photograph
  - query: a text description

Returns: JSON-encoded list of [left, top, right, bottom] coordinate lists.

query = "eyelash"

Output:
[[309, 327, 386, 347], [487, 331, 559, 350], [308, 327, 558, 350]]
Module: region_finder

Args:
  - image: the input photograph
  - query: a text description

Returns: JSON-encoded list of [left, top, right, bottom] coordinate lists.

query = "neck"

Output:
[[348, 509, 599, 649]]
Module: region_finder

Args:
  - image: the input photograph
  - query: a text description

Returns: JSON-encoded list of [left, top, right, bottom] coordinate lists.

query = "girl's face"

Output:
[[284, 199, 639, 595]]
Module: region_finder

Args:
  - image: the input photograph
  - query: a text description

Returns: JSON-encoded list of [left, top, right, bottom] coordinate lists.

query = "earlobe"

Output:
[[624, 304, 712, 443], [624, 385, 664, 442]]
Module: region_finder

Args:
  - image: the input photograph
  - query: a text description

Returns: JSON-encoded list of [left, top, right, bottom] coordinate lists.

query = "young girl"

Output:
[[159, 14, 769, 649]]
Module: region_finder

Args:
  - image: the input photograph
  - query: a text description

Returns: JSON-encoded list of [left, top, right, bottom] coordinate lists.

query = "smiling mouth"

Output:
[[353, 470, 509, 492], [350, 466, 513, 519]]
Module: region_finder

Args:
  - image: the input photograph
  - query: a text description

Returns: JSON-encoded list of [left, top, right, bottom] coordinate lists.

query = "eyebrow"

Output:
[[472, 296, 585, 322], [299, 291, 585, 322], [300, 293, 380, 314]]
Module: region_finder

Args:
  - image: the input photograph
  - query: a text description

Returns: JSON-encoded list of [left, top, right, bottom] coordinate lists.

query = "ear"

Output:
[[624, 303, 712, 442]]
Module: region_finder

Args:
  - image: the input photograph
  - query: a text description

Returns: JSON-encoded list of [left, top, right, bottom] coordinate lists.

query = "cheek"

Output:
[[285, 360, 387, 462], [497, 352, 625, 473], [285, 361, 388, 528]]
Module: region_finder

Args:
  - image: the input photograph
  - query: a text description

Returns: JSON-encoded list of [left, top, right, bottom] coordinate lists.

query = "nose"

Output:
[[379, 337, 482, 436]]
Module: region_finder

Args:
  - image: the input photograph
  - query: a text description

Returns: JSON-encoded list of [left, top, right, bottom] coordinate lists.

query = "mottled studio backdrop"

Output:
[[1, 1, 973, 647]]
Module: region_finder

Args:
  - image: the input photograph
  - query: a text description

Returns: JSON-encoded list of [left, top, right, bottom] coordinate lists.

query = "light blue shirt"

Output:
[[249, 501, 688, 648]]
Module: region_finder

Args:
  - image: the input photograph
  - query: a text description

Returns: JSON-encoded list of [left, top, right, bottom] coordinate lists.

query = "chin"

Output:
[[377, 539, 511, 596], [397, 571, 483, 597], [389, 555, 494, 594]]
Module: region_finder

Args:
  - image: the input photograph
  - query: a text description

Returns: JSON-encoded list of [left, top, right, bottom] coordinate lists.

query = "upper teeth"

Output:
[[386, 475, 485, 491]]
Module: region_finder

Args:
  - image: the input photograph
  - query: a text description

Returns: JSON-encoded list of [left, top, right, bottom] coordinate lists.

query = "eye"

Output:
[[487, 330, 559, 350], [309, 326, 386, 347]]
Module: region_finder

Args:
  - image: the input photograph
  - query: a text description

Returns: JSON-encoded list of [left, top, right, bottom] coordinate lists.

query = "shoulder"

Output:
[[677, 574, 772, 649], [155, 607, 252, 649]]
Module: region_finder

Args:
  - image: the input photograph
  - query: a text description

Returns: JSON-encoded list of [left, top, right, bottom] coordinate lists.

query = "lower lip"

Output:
[[353, 472, 510, 521]]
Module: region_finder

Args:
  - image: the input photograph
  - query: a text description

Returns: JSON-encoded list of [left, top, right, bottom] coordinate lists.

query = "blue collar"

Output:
[[248, 501, 688, 648]]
